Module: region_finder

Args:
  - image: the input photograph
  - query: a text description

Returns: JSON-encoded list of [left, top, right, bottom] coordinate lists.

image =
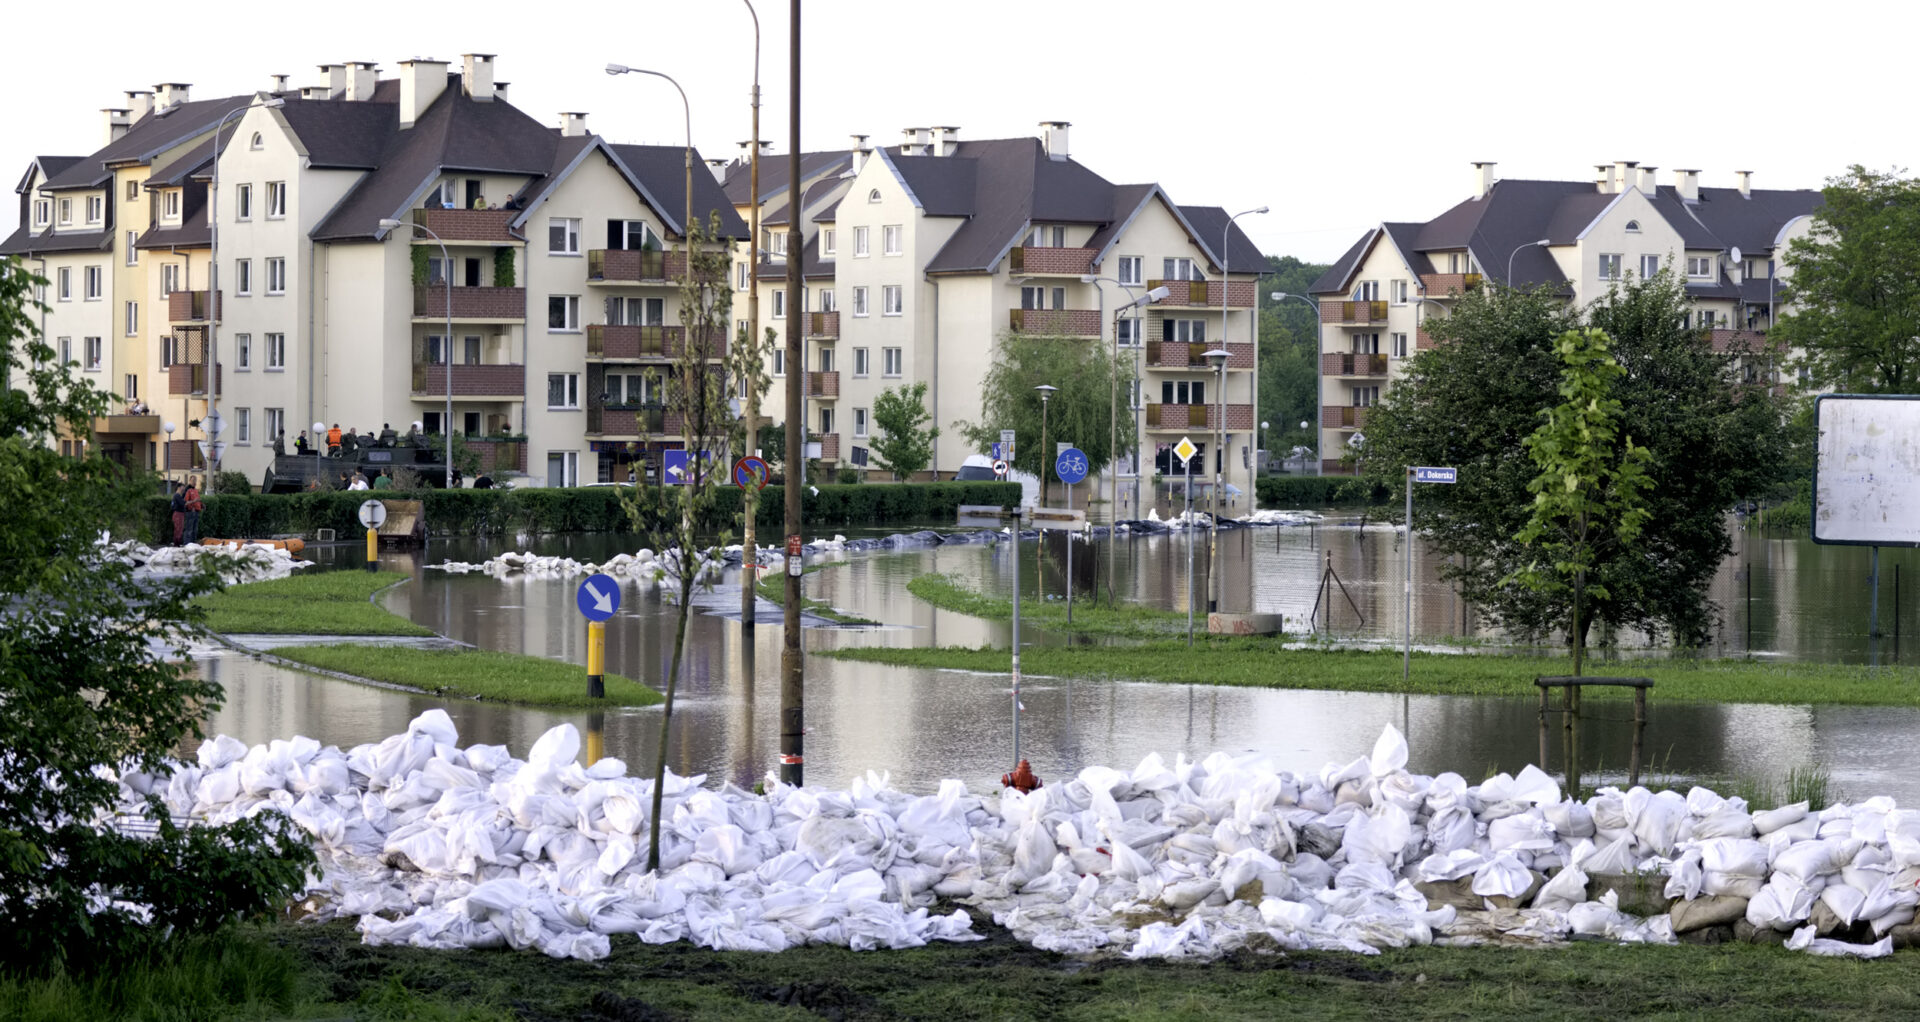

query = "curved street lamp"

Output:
[[1507, 238, 1551, 289]]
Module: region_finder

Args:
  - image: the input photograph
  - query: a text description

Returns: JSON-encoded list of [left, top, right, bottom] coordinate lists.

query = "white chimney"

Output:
[[346, 62, 378, 102], [125, 90, 154, 121], [154, 82, 191, 109], [1638, 165, 1658, 194], [706, 158, 728, 184], [738, 140, 756, 162], [933, 125, 960, 157], [1615, 160, 1639, 194], [319, 64, 346, 99], [1595, 165, 1612, 193], [900, 127, 929, 156], [1471, 161, 1495, 200], [1736, 170, 1753, 198], [301, 86, 331, 101], [559, 112, 588, 137], [1674, 168, 1700, 203], [269, 74, 289, 94], [848, 134, 870, 175], [1040, 120, 1071, 160], [102, 108, 131, 145], [462, 54, 495, 102], [397, 58, 449, 128], [493, 81, 510, 102]]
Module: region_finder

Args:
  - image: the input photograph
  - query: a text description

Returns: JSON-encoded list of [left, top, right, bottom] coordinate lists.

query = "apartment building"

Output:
[[727, 122, 1266, 501], [1309, 161, 1820, 473]]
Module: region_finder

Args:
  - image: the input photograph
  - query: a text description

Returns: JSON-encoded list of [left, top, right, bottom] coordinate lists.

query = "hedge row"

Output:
[[150, 481, 1023, 540], [1255, 475, 1392, 508]]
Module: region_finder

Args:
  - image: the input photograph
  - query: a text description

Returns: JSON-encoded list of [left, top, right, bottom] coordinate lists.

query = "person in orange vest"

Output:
[[326, 423, 343, 456]]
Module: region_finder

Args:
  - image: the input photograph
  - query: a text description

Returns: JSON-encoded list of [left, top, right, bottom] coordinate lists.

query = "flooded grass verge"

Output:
[[824, 641, 1920, 707], [757, 563, 878, 626], [909, 572, 1191, 637], [197, 570, 434, 637], [270, 645, 661, 709]]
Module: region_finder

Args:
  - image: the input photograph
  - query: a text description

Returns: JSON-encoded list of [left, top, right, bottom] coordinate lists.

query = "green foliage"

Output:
[[210, 469, 252, 495], [196, 571, 433, 636], [0, 256, 312, 975], [273, 645, 661, 708], [1254, 474, 1391, 507], [1507, 328, 1654, 676], [956, 332, 1135, 500], [491, 247, 515, 288], [410, 245, 429, 286], [1775, 165, 1920, 393], [1257, 256, 1331, 454], [907, 573, 1190, 637], [1356, 270, 1795, 648], [870, 380, 939, 479], [836, 467, 862, 484]]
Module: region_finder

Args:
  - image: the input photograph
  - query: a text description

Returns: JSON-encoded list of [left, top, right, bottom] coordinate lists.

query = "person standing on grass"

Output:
[[182, 476, 203, 544], [168, 481, 186, 545]]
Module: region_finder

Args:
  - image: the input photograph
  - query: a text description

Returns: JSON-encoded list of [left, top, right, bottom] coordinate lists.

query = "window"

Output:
[[235, 408, 250, 444], [1392, 332, 1409, 358], [822, 229, 836, 257], [548, 295, 580, 331], [1354, 280, 1380, 301], [57, 337, 71, 365], [266, 181, 286, 218], [883, 285, 903, 316], [266, 257, 286, 295], [736, 261, 749, 290], [1625, 220, 1641, 233], [84, 266, 103, 300], [250, 131, 264, 151], [767, 229, 787, 256], [1021, 286, 1059, 310], [162, 190, 180, 219], [852, 286, 869, 317], [124, 300, 137, 336], [819, 407, 834, 435], [547, 373, 581, 409], [32, 199, 49, 226], [883, 346, 902, 376], [853, 347, 870, 377], [853, 226, 870, 257], [606, 219, 655, 250], [818, 289, 835, 312], [606, 296, 663, 325], [1351, 333, 1379, 354], [58, 198, 72, 226], [158, 264, 179, 295], [124, 374, 137, 400], [86, 195, 103, 223], [84, 336, 102, 370], [1447, 251, 1469, 274], [236, 333, 252, 370], [548, 217, 580, 255], [1161, 319, 1206, 344], [1686, 256, 1714, 279], [854, 407, 869, 437], [883, 224, 902, 255], [265, 332, 285, 369], [463, 335, 481, 364], [1639, 254, 1659, 280], [265, 408, 284, 443], [1117, 318, 1140, 347], [1027, 225, 1065, 247], [546, 451, 578, 488], [1162, 380, 1205, 405], [773, 289, 786, 318], [867, 188, 882, 203], [235, 183, 252, 221], [1164, 257, 1203, 282], [1350, 385, 1380, 407], [1599, 253, 1623, 280], [772, 348, 785, 376], [56, 267, 70, 301], [126, 180, 139, 202], [1117, 255, 1142, 285], [1390, 279, 1409, 305], [426, 255, 454, 286]]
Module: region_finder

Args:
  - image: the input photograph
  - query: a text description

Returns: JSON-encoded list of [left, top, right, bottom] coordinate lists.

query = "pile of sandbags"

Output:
[[136, 540, 311, 584]]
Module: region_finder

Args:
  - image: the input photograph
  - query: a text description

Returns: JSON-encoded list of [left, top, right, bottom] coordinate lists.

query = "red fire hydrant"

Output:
[[1002, 759, 1043, 793]]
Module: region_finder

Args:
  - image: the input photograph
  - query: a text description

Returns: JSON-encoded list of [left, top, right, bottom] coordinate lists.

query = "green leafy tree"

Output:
[[869, 381, 938, 480], [1508, 328, 1653, 676], [1775, 166, 1920, 394], [1256, 256, 1330, 457], [957, 332, 1133, 503], [0, 257, 313, 974], [1358, 271, 1794, 649]]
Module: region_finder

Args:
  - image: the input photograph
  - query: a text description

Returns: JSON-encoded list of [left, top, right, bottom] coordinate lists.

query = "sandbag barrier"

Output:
[[108, 717, 1916, 961], [116, 538, 314, 585]]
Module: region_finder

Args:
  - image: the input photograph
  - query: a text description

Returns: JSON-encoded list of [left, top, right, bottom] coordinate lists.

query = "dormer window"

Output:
[[867, 188, 881, 203], [32, 198, 49, 226], [250, 132, 264, 150], [162, 190, 180, 219], [1625, 219, 1641, 233], [85, 195, 104, 223]]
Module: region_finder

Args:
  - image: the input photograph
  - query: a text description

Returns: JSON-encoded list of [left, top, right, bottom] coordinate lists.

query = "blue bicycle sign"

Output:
[[1054, 447, 1089, 485]]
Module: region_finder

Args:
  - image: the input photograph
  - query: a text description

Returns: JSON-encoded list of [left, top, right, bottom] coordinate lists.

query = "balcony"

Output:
[[808, 370, 840, 399], [808, 310, 839, 340], [1417, 328, 1437, 350], [168, 289, 219, 324], [167, 363, 220, 396], [1009, 308, 1101, 337], [817, 433, 841, 462], [1418, 273, 1482, 296], [1007, 246, 1095, 277], [1320, 352, 1391, 377], [586, 325, 693, 360], [94, 414, 159, 435], [162, 439, 205, 472], [1320, 300, 1390, 326], [1144, 340, 1255, 371], [1322, 405, 1372, 429], [467, 437, 529, 473], [587, 404, 684, 437], [413, 285, 525, 321], [411, 207, 518, 244], [1145, 403, 1255, 431], [411, 362, 525, 398], [1145, 279, 1257, 308], [587, 249, 686, 284]]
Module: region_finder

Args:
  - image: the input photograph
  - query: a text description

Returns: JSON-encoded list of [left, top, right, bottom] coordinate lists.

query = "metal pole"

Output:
[[1011, 513, 1022, 766], [741, 0, 761, 635], [1403, 465, 1413, 684], [1210, 354, 1224, 613], [1037, 390, 1050, 608], [1066, 478, 1073, 624], [1871, 546, 1881, 639], [1186, 452, 1194, 647], [441, 233, 452, 487], [780, 0, 805, 786]]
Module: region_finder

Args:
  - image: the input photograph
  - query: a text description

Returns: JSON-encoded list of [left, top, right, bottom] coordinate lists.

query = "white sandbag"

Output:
[[1583, 835, 1640, 877], [1747, 873, 1816, 932], [1416, 849, 1486, 883], [1690, 806, 1755, 839], [1786, 925, 1894, 958], [1543, 801, 1595, 839], [1487, 811, 1555, 853], [1699, 838, 1770, 878], [1369, 724, 1408, 777], [1772, 838, 1862, 883], [1471, 852, 1535, 900], [1819, 883, 1867, 928], [1534, 863, 1590, 913], [1752, 801, 1808, 836], [1629, 789, 1689, 857]]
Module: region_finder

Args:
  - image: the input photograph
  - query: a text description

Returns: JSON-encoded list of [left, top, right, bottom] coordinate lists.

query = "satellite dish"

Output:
[[1729, 245, 1743, 265]]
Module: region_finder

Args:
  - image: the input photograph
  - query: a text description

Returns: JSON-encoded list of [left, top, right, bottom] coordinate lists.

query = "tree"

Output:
[[1357, 270, 1795, 650], [869, 381, 938, 479], [1256, 256, 1330, 457], [956, 332, 1134, 499], [1775, 166, 1920, 394], [0, 257, 312, 974], [1508, 328, 1653, 676]]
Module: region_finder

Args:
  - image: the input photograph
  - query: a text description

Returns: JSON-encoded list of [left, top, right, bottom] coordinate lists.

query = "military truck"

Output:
[[260, 445, 459, 493]]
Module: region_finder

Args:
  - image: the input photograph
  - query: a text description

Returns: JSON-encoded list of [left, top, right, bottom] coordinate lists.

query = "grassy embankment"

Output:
[[199, 571, 660, 709], [755, 563, 877, 626], [824, 574, 1920, 707], [909, 572, 1189, 638], [6, 919, 1918, 1021]]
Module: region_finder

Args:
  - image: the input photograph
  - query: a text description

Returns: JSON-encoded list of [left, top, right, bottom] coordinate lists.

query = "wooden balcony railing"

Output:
[[808, 310, 840, 339], [587, 249, 686, 284], [1418, 273, 1482, 296], [413, 285, 525, 320], [411, 363, 525, 397], [1322, 405, 1372, 429], [587, 325, 691, 360], [168, 290, 219, 324], [1007, 246, 1095, 276], [1009, 308, 1101, 336], [1320, 300, 1390, 325], [411, 207, 518, 244], [1145, 279, 1257, 308], [1320, 352, 1391, 376]]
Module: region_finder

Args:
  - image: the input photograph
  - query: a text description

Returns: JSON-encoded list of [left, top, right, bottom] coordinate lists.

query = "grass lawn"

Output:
[[8, 919, 1917, 1021], [197, 570, 433, 637], [271, 645, 661, 709], [756, 563, 878, 626], [910, 572, 1189, 638]]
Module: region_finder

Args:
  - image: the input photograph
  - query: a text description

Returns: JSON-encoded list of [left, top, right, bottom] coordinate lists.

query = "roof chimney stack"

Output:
[[848, 134, 870, 176], [1471, 161, 1495, 200], [462, 54, 495, 102], [102, 108, 131, 145], [493, 81, 509, 102], [559, 112, 588, 137], [933, 125, 961, 157], [125, 90, 154, 121], [706, 158, 728, 184], [1040, 120, 1071, 161], [270, 74, 289, 94], [319, 64, 346, 99], [346, 62, 378, 102], [396, 58, 449, 128], [1736, 170, 1753, 198], [900, 127, 929, 156], [1595, 165, 1612, 193], [1615, 160, 1640, 194], [1638, 165, 1658, 194], [154, 82, 191, 109], [1674, 169, 1700, 203]]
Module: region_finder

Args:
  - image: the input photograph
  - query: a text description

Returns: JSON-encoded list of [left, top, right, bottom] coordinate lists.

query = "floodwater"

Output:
[[202, 515, 1920, 802]]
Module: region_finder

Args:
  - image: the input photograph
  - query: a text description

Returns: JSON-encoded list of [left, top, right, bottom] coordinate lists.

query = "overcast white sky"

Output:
[[8, 0, 1914, 263]]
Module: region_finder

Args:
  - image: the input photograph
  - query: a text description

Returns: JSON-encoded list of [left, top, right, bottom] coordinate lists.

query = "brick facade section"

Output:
[[591, 408, 686, 438], [1008, 246, 1095, 276], [588, 249, 686, 283], [808, 310, 839, 338], [163, 439, 204, 471], [1418, 273, 1481, 296], [1145, 280, 1256, 308], [413, 285, 525, 319], [168, 289, 219, 323], [818, 433, 840, 462], [1320, 300, 1389, 325], [1009, 308, 1100, 336], [414, 363, 525, 397], [467, 438, 529, 473], [1321, 406, 1371, 429], [808, 370, 840, 399], [588, 325, 684, 359], [1320, 352, 1390, 376], [413, 208, 517, 244], [1146, 341, 1255, 370], [167, 362, 219, 396], [1145, 403, 1254, 430]]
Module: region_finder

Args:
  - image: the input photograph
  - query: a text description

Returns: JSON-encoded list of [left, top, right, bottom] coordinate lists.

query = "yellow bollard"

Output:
[[365, 526, 378, 571], [586, 619, 605, 699], [586, 710, 605, 767]]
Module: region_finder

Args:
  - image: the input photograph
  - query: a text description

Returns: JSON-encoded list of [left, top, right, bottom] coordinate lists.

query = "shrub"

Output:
[[1255, 475, 1392, 508]]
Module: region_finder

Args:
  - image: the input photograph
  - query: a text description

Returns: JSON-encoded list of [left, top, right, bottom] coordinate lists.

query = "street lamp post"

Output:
[[738, 1, 763, 633], [606, 65, 693, 259], [378, 218, 454, 487], [1082, 275, 1167, 608], [208, 97, 284, 482], [1034, 383, 1055, 607], [1270, 291, 1318, 473], [1506, 238, 1551, 289], [1214, 206, 1266, 531], [1202, 347, 1229, 614]]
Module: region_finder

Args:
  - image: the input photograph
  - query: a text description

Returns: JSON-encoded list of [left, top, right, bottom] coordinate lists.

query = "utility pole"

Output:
[[779, 0, 805, 786], [741, 0, 762, 635]]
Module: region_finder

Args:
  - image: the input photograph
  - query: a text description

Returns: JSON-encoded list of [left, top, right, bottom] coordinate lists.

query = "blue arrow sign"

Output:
[[1054, 447, 1089, 485], [1414, 466, 1458, 484], [576, 573, 621, 622]]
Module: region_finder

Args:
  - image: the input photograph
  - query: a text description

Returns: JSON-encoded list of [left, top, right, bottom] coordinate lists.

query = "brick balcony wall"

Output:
[[1009, 308, 1101, 336], [168, 363, 219, 395], [1007, 246, 1095, 276], [1320, 352, 1390, 376], [808, 310, 840, 338], [591, 407, 685, 437], [1418, 272, 1481, 296], [1145, 280, 1257, 308], [818, 433, 840, 462], [588, 325, 684, 359], [168, 289, 219, 323], [588, 249, 686, 283], [413, 285, 525, 319], [808, 370, 840, 398], [1144, 403, 1255, 430], [467, 438, 529, 472], [1147, 341, 1255, 370], [413, 363, 525, 397], [1321, 405, 1371, 429], [412, 207, 518, 244]]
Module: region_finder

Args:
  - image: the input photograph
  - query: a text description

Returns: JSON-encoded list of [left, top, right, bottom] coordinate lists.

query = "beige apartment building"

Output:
[[1309, 161, 1819, 473]]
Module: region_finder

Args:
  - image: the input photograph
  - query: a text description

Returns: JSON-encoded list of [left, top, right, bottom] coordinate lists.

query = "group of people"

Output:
[[289, 423, 426, 458], [167, 477, 203, 545]]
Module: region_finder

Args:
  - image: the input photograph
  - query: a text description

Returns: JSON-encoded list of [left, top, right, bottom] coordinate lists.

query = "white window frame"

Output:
[[773, 289, 786, 318], [1117, 255, 1142, 286], [125, 231, 138, 266], [1164, 257, 1201, 282], [250, 132, 264, 151], [266, 181, 286, 219], [549, 294, 581, 332], [853, 226, 870, 257], [548, 217, 581, 255], [1392, 332, 1408, 358], [266, 257, 287, 295], [1599, 254, 1623, 281], [265, 408, 284, 443], [236, 258, 252, 296], [1686, 256, 1714, 279], [822, 229, 836, 257], [32, 198, 49, 227], [57, 337, 72, 365], [818, 289, 836, 313], [1639, 254, 1659, 280], [882, 224, 902, 255], [772, 347, 785, 377], [1390, 279, 1409, 305], [867, 188, 882, 203], [161, 190, 180, 220], [547, 372, 581, 410], [736, 261, 748, 290], [124, 300, 137, 337], [882, 285, 903, 316], [161, 264, 180, 295], [266, 332, 286, 370], [854, 407, 869, 437], [235, 183, 252, 221], [852, 286, 870, 317], [85, 195, 103, 224], [57, 197, 72, 226], [236, 332, 252, 370], [853, 347, 870, 377], [235, 407, 250, 444], [84, 266, 103, 301], [1116, 318, 1140, 348], [84, 336, 102, 370], [56, 267, 71, 301], [883, 346, 902, 377]]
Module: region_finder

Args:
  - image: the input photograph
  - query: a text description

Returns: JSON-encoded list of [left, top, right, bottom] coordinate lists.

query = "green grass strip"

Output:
[[822, 640, 1920, 707], [756, 563, 878, 626], [198, 570, 434, 636], [908, 572, 1190, 637], [272, 644, 660, 708]]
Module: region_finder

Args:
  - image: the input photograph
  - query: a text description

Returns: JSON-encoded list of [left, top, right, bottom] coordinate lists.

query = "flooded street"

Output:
[[204, 514, 1920, 800]]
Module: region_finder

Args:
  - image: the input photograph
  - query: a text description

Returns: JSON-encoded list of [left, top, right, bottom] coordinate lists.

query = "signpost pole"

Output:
[[1404, 466, 1413, 684], [1066, 478, 1073, 625], [1186, 452, 1194, 648], [1010, 508, 1022, 767], [366, 526, 378, 573], [587, 620, 606, 699], [575, 573, 621, 700]]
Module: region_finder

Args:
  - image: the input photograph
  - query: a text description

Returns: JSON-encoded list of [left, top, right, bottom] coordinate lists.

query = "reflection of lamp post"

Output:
[[378, 218, 454, 487], [1203, 348, 1229, 614]]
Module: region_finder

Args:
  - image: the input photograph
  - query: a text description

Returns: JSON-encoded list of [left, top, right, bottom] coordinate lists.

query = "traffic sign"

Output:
[[357, 499, 387, 529], [786, 534, 804, 576], [576, 573, 621, 622], [1414, 466, 1458, 484], [1173, 437, 1198, 465], [734, 455, 770, 490], [1054, 447, 1088, 485], [992, 459, 1010, 478]]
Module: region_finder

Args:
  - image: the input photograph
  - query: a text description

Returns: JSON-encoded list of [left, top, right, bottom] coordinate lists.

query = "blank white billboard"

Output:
[[1813, 395, 1920, 546]]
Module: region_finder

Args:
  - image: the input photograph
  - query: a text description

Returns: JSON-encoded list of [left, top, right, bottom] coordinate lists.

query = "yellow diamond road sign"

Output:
[[1173, 436, 1198, 463]]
